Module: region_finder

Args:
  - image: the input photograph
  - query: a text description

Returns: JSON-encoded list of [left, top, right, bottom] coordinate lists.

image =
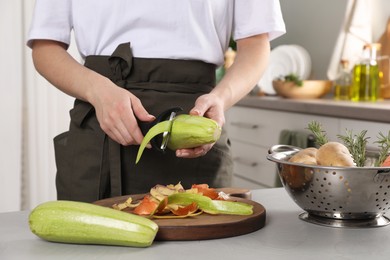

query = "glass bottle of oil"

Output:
[[351, 43, 381, 102], [333, 60, 352, 100], [351, 45, 369, 101]]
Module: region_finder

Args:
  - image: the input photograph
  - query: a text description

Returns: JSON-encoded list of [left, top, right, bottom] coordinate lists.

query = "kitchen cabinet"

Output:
[[226, 104, 390, 189]]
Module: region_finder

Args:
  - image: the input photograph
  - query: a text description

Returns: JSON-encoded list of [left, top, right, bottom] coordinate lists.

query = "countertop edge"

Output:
[[235, 96, 390, 124]]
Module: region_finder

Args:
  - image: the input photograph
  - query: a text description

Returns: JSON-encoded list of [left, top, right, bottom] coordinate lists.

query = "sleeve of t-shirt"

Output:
[[233, 0, 286, 41], [26, 0, 72, 48]]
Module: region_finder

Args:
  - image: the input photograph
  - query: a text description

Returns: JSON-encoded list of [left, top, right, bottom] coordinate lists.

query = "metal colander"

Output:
[[267, 145, 390, 228]]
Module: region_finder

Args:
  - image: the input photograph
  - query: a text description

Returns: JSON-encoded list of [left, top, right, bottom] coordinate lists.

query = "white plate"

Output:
[[288, 45, 311, 80], [258, 45, 312, 95]]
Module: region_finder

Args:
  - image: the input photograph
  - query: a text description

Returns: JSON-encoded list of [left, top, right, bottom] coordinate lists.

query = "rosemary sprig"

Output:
[[337, 129, 369, 167], [374, 131, 390, 166], [307, 121, 328, 147]]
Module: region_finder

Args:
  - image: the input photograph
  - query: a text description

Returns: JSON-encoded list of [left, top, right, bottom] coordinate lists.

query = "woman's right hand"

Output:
[[89, 79, 155, 146]]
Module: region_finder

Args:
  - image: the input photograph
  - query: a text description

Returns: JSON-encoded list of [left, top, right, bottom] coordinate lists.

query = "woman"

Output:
[[27, 1, 285, 202]]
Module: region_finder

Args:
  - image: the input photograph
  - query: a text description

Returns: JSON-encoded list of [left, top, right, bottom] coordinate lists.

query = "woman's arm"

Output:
[[192, 33, 270, 125], [177, 33, 270, 158], [31, 40, 155, 146], [215, 33, 270, 110]]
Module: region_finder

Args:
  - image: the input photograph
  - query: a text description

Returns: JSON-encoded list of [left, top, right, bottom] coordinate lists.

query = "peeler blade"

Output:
[[160, 111, 176, 151]]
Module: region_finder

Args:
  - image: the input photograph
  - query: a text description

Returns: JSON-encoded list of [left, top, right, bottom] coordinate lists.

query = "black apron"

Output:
[[53, 43, 233, 202]]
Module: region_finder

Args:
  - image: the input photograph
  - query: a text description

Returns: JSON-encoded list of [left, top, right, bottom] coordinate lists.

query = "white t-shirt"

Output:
[[27, 0, 285, 66]]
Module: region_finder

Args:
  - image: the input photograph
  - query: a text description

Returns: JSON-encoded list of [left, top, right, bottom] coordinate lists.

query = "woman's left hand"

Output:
[[175, 93, 224, 158], [176, 33, 271, 159]]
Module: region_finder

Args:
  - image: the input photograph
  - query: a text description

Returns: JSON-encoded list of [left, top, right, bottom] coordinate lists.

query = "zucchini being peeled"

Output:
[[29, 200, 158, 247], [136, 114, 221, 163]]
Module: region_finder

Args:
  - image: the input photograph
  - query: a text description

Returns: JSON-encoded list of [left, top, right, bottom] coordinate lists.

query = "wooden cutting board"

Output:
[[93, 188, 266, 241]]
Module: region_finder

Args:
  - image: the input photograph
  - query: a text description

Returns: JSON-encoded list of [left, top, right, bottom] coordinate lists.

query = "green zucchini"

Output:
[[166, 114, 221, 150], [29, 200, 158, 247], [136, 114, 221, 163]]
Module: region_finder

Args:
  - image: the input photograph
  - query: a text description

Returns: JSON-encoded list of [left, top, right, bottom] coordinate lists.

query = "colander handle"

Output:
[[268, 145, 302, 155]]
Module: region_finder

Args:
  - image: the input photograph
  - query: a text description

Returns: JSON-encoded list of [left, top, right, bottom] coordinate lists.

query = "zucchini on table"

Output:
[[29, 200, 158, 247]]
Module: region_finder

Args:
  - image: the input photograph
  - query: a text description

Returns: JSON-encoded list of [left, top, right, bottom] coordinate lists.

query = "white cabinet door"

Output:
[[227, 107, 340, 148], [227, 107, 309, 147], [230, 140, 277, 188]]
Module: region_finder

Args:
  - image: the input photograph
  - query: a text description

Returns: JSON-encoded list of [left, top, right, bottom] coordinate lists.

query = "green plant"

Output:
[[277, 73, 303, 86], [337, 130, 369, 167], [374, 131, 390, 166], [307, 121, 328, 147]]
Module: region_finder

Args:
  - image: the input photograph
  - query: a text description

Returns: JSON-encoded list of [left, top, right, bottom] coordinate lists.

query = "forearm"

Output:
[[31, 40, 154, 146], [31, 40, 109, 104], [212, 34, 270, 111]]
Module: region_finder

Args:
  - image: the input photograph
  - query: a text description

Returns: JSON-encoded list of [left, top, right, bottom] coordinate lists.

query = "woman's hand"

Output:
[[88, 79, 155, 146], [176, 33, 271, 159], [176, 93, 224, 158], [31, 40, 155, 146]]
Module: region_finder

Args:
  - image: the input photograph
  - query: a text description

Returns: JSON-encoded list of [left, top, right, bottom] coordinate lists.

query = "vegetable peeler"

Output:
[[138, 107, 183, 152]]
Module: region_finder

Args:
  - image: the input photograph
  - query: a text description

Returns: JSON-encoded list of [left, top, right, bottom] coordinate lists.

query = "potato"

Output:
[[289, 147, 318, 165], [316, 142, 355, 167]]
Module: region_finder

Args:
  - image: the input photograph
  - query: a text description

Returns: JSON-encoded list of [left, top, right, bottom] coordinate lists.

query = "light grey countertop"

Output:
[[1, 188, 390, 260], [236, 96, 390, 123]]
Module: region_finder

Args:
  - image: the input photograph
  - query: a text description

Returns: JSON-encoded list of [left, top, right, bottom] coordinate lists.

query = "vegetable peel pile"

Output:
[[112, 183, 253, 218]]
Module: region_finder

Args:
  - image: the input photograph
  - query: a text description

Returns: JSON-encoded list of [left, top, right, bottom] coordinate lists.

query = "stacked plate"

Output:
[[258, 45, 312, 95]]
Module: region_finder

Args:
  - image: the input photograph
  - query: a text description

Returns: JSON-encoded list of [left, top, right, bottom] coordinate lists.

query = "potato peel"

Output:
[[112, 197, 140, 210]]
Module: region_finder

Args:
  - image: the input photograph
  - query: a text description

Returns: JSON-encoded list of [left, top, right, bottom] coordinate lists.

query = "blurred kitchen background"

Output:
[[1, 0, 390, 213]]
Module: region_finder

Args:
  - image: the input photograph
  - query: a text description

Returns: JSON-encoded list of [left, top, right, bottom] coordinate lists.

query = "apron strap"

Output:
[[108, 42, 133, 84], [101, 43, 134, 197], [108, 136, 122, 197]]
